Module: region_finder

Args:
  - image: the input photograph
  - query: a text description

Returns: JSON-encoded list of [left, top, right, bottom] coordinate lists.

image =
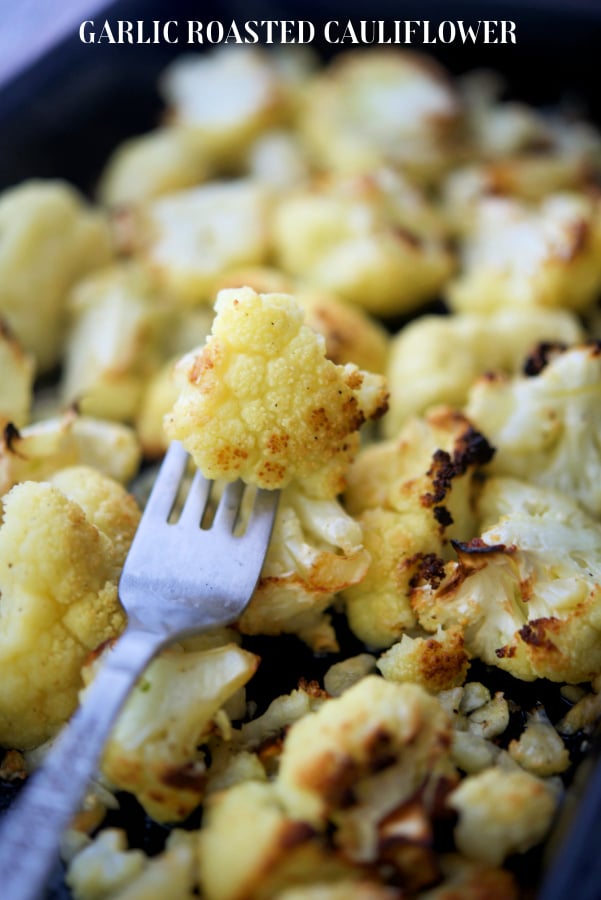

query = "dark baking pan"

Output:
[[1, 1, 601, 899]]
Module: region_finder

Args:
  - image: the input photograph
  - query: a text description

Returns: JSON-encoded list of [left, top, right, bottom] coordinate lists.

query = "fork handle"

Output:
[[0, 626, 165, 900]]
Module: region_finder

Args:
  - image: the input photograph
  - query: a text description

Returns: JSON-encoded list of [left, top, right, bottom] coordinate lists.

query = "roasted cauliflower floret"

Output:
[[447, 193, 601, 314], [466, 343, 601, 517], [240, 481, 370, 651], [66, 828, 198, 900], [159, 46, 308, 168], [273, 169, 454, 317], [0, 412, 141, 495], [447, 768, 557, 866], [61, 263, 171, 422], [97, 126, 209, 207], [92, 643, 258, 822], [299, 49, 462, 183], [277, 677, 452, 859], [342, 410, 494, 649], [165, 287, 388, 498], [384, 308, 584, 436], [508, 707, 570, 777], [122, 180, 272, 306], [412, 477, 601, 683], [0, 320, 35, 428], [0, 180, 113, 372], [0, 469, 139, 748], [377, 626, 470, 693], [199, 780, 356, 900]]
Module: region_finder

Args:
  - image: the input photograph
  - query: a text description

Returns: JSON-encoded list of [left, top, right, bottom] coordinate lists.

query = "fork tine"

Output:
[[143, 441, 189, 521], [212, 480, 245, 533], [178, 467, 212, 528], [246, 488, 280, 541]]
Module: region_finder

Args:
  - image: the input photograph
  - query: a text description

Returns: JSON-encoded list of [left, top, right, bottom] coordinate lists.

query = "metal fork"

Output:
[[0, 441, 279, 900]]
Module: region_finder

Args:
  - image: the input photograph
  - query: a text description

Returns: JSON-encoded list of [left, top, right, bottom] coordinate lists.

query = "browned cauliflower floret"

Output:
[[277, 677, 452, 861], [377, 626, 470, 693], [91, 642, 258, 822], [165, 287, 388, 498], [447, 768, 557, 866], [0, 180, 113, 372], [341, 410, 494, 649], [412, 477, 601, 683], [0, 467, 139, 749], [465, 343, 601, 517], [199, 780, 357, 900], [299, 49, 462, 183]]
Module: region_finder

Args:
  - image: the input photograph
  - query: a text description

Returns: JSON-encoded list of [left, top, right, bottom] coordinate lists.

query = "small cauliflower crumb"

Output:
[[448, 767, 557, 866]]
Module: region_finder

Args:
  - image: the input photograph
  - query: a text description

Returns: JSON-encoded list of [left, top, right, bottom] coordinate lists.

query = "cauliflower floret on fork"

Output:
[[165, 286, 388, 649]]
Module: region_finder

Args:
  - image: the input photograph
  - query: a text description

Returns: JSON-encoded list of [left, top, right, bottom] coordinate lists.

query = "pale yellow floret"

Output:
[[124, 180, 272, 306], [61, 263, 171, 422], [447, 193, 601, 315], [135, 359, 180, 459], [94, 643, 258, 822], [448, 768, 557, 866], [273, 169, 454, 317], [165, 287, 388, 498], [0, 180, 113, 372], [0, 469, 138, 748], [0, 320, 35, 428], [508, 709, 570, 777], [412, 477, 601, 683], [465, 344, 601, 518], [160, 46, 305, 167], [0, 411, 141, 495], [97, 126, 209, 207], [66, 828, 198, 900], [299, 49, 462, 183], [384, 308, 584, 436]]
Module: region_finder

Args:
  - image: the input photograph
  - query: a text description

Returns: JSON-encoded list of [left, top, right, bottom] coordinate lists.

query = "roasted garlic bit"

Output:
[[466, 343, 601, 517], [0, 467, 139, 749], [299, 49, 462, 184], [90, 642, 258, 822], [61, 263, 171, 422], [273, 169, 454, 317], [0, 180, 113, 373], [165, 286, 387, 497], [97, 126, 210, 208], [448, 768, 557, 867], [384, 307, 584, 436], [66, 828, 198, 900], [0, 320, 35, 428], [412, 477, 601, 684], [119, 179, 272, 307], [159, 46, 305, 167], [342, 410, 493, 649], [0, 412, 141, 495], [447, 192, 601, 314]]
